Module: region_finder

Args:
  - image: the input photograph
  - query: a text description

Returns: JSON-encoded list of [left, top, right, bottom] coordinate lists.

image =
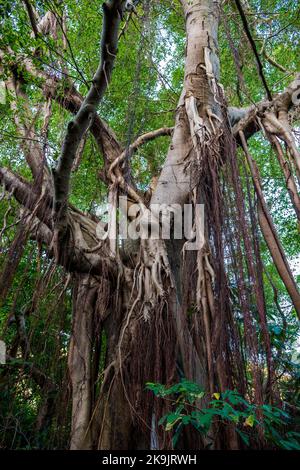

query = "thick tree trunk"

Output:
[[66, 0, 237, 450], [68, 274, 98, 450], [2, 0, 300, 454], [152, 0, 221, 207]]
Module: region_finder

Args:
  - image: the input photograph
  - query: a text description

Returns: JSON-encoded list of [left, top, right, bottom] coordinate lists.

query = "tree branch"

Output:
[[229, 73, 300, 141], [239, 130, 300, 319], [52, 0, 132, 242], [108, 127, 173, 184], [0, 168, 115, 274], [0, 47, 122, 178], [42, 70, 122, 162], [0, 167, 35, 209], [234, 0, 272, 101], [22, 0, 39, 38], [129, 126, 174, 153], [0, 167, 53, 227], [262, 48, 288, 74], [6, 355, 56, 391], [3, 74, 47, 181]]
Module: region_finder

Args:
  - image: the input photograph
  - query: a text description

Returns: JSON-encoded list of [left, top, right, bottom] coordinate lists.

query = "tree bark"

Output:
[[68, 274, 98, 450], [2, 0, 300, 452]]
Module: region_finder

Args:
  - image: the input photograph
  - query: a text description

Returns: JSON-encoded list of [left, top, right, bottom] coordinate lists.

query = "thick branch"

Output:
[[0, 167, 37, 211], [1, 46, 122, 180], [42, 74, 122, 163], [53, 1, 131, 237], [230, 73, 300, 141], [0, 168, 115, 274]]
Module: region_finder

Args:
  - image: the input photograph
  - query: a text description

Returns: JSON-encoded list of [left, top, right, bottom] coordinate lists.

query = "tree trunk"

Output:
[[68, 274, 98, 450], [3, 0, 299, 452], [66, 0, 243, 450]]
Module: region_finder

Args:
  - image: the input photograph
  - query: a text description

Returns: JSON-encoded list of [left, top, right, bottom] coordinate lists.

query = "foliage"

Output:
[[147, 380, 300, 450], [0, 0, 299, 450]]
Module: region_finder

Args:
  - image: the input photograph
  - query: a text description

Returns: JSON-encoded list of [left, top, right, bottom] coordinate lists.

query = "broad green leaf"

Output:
[[244, 415, 255, 427]]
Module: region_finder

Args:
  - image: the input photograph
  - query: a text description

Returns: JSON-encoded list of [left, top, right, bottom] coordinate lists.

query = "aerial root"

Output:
[[185, 95, 223, 165], [262, 111, 300, 174]]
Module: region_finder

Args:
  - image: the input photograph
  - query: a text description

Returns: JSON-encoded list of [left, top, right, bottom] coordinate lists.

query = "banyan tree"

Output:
[[0, 0, 299, 450]]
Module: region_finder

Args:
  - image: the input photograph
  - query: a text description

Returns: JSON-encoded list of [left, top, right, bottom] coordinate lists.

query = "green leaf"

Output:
[[236, 429, 250, 447], [244, 415, 255, 427], [172, 423, 183, 447], [165, 414, 182, 431]]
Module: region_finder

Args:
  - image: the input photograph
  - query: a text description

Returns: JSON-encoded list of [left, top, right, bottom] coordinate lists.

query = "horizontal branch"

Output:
[[130, 126, 174, 153], [230, 73, 300, 141], [0, 167, 35, 208], [0, 168, 115, 275]]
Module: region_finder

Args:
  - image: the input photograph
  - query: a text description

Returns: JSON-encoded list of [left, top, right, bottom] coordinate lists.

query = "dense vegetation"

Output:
[[0, 0, 299, 450]]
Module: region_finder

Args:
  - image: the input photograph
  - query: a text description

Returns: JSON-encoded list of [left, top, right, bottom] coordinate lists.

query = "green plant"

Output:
[[146, 380, 300, 449]]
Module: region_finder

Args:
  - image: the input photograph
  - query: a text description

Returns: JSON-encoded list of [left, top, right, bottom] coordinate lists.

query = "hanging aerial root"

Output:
[[103, 242, 173, 439], [114, 235, 174, 388], [121, 236, 172, 325], [0, 187, 15, 241], [185, 95, 222, 160], [268, 134, 300, 222], [196, 247, 215, 394], [239, 130, 300, 320], [262, 111, 300, 175]]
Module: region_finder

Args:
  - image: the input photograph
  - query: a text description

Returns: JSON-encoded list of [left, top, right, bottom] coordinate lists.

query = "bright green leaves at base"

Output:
[[146, 380, 300, 450]]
